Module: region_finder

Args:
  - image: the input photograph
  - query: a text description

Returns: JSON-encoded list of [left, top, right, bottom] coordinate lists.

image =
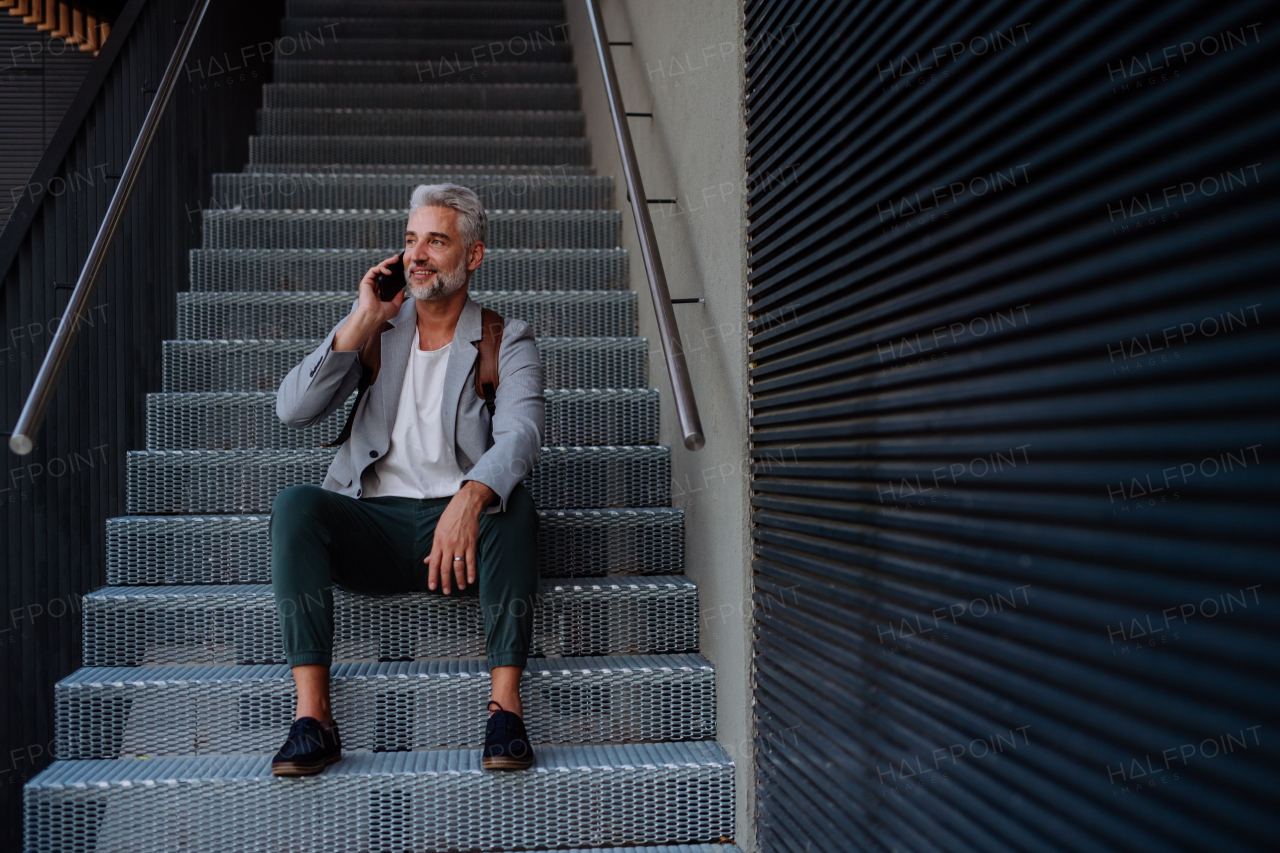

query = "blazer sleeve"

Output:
[[463, 318, 545, 513], [275, 298, 364, 429]]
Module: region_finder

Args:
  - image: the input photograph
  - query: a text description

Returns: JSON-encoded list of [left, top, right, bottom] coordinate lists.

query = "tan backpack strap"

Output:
[[474, 307, 505, 416]]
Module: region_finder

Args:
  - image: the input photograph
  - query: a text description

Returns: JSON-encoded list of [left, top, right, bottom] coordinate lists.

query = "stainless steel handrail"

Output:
[[8, 0, 213, 456], [584, 0, 705, 451]]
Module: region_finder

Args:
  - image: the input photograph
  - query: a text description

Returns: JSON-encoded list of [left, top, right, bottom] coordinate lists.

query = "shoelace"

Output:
[[485, 701, 530, 758], [486, 701, 511, 738], [284, 718, 333, 755]]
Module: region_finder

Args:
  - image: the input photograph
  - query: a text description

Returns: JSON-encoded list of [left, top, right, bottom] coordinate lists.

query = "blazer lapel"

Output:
[[441, 297, 482, 453], [377, 297, 419, 436]]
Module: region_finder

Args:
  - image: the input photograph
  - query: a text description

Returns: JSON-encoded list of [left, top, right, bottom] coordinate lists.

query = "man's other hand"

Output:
[[426, 480, 498, 593]]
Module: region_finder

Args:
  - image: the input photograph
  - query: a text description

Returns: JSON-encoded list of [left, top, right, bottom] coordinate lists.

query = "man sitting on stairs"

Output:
[[268, 183, 545, 776]]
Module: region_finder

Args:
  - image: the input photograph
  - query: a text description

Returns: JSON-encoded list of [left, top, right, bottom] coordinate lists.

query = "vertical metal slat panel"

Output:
[[745, 0, 1279, 851], [0, 20, 96, 231]]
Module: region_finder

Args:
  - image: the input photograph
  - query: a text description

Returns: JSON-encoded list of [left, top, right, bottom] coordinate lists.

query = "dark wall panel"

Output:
[[0, 0, 283, 847], [745, 0, 1278, 850], [0, 18, 97, 231]]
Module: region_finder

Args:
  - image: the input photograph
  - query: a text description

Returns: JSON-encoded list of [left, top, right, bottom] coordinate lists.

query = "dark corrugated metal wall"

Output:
[[0, 0, 282, 847], [745, 0, 1278, 850], [0, 19, 96, 231]]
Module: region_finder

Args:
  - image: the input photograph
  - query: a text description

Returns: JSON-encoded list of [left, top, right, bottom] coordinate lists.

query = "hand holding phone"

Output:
[[375, 251, 406, 301], [348, 253, 407, 339]]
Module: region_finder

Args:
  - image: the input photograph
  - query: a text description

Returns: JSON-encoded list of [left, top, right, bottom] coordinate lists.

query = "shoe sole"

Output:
[[482, 754, 534, 771], [271, 752, 342, 777]]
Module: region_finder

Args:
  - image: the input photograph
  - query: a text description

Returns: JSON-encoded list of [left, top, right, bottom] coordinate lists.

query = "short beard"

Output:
[[404, 254, 468, 301]]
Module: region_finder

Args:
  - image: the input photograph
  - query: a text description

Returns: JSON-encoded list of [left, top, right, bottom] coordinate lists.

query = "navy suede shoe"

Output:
[[271, 717, 342, 776], [482, 701, 534, 770]]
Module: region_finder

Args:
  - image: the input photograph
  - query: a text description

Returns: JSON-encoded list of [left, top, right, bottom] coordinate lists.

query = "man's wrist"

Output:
[[458, 479, 497, 512], [333, 308, 383, 352]]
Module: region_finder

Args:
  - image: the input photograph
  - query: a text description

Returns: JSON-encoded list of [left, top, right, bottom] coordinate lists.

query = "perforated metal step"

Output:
[[106, 508, 684, 584], [285, 0, 566, 19], [212, 172, 611, 211], [125, 446, 671, 513], [162, 337, 647, 393], [282, 18, 568, 42], [82, 577, 699, 666], [273, 60, 576, 85], [55, 655, 715, 759], [509, 848, 745, 853], [190, 247, 627, 291], [25, 743, 733, 853], [249, 135, 590, 166], [264, 83, 578, 110], [261, 38, 572, 63], [147, 389, 657, 449], [257, 109, 584, 137], [178, 291, 635, 338], [203, 209, 620, 249], [243, 163, 596, 175], [517, 847, 743, 853]]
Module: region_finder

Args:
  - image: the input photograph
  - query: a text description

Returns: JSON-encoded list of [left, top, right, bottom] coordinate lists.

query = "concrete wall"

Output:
[[564, 2, 754, 849]]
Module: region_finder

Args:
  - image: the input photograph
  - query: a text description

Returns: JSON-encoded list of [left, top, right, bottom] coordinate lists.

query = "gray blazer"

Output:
[[275, 295, 545, 513]]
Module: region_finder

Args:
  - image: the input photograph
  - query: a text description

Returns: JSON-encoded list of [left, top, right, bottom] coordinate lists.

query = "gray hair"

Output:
[[408, 183, 488, 248]]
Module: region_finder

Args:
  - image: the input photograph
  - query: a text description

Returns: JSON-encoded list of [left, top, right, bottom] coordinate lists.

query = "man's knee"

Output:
[[269, 486, 337, 555], [271, 484, 328, 526]]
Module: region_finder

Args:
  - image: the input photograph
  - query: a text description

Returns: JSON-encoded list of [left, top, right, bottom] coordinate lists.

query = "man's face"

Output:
[[402, 205, 484, 301]]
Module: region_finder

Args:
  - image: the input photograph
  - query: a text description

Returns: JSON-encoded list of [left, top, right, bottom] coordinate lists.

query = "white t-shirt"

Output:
[[359, 329, 465, 499]]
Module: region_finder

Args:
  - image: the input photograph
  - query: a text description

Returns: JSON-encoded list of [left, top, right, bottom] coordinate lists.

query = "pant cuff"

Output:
[[486, 650, 527, 670], [285, 650, 331, 667]]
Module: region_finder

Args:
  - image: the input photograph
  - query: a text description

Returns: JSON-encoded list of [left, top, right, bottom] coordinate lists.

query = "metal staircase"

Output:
[[23, 1, 736, 850]]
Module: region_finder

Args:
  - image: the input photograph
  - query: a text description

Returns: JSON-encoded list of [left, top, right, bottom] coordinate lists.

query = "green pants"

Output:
[[268, 483, 539, 670]]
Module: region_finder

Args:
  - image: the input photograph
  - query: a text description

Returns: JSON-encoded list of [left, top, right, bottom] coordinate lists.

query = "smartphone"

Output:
[[375, 251, 406, 301]]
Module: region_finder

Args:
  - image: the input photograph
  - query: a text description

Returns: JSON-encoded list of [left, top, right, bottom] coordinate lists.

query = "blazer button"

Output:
[[369, 450, 378, 457]]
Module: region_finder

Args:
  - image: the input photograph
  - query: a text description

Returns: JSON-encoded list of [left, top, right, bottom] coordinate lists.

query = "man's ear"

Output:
[[467, 241, 485, 272]]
